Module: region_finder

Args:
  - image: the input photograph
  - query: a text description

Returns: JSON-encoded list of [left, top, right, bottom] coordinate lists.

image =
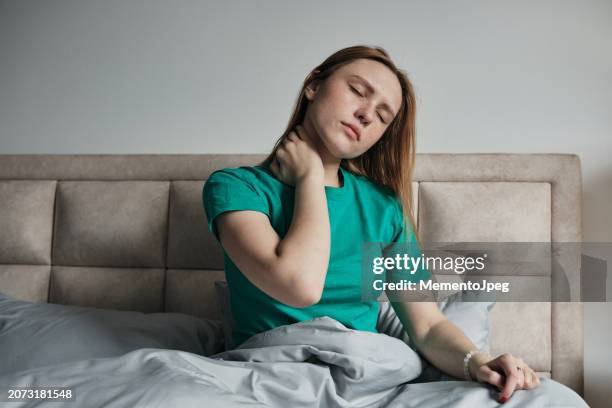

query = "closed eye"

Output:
[[350, 85, 387, 124]]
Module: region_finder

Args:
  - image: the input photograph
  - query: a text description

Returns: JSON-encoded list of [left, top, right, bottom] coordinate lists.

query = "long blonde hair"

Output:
[[259, 45, 420, 243]]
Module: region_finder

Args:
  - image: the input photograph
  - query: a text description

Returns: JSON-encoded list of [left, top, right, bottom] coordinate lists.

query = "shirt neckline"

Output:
[[256, 164, 349, 198], [324, 166, 349, 199]]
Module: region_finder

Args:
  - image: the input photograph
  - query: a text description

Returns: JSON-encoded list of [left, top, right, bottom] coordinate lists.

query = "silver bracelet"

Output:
[[463, 349, 482, 381]]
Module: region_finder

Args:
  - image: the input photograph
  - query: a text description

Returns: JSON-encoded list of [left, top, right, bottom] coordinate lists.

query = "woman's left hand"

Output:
[[472, 353, 541, 403]]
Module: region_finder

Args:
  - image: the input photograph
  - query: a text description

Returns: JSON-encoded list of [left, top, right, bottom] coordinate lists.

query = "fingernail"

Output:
[[498, 395, 508, 404]]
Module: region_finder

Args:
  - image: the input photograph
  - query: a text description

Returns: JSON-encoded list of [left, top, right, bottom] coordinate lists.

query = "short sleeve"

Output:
[[390, 196, 409, 244], [202, 169, 269, 242]]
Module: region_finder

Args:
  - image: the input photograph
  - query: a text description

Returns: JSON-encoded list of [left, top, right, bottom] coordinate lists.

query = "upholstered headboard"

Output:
[[0, 153, 583, 396]]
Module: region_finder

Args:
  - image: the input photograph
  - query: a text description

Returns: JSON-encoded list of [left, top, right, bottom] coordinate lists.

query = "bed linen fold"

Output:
[[0, 316, 587, 407]]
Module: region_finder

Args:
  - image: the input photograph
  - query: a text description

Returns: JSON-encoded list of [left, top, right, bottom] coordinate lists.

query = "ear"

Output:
[[304, 70, 321, 101], [304, 81, 322, 101]]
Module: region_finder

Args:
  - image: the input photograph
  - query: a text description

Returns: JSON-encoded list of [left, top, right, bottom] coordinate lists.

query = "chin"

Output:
[[326, 141, 355, 160], [320, 129, 357, 157]]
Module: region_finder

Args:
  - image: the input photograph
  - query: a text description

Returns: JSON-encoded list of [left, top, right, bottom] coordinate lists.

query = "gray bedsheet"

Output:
[[0, 316, 588, 407]]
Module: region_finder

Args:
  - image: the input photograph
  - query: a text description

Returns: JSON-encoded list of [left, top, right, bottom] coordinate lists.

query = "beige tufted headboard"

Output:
[[0, 153, 583, 396]]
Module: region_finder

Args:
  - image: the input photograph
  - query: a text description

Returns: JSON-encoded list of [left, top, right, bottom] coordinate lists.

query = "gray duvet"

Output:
[[0, 317, 588, 407]]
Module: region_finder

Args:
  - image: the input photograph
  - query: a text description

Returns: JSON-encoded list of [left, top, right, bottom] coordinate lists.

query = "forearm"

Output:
[[276, 172, 330, 299], [413, 319, 492, 380]]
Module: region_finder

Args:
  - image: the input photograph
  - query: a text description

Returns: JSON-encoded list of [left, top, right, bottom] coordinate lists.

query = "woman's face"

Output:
[[304, 58, 403, 160]]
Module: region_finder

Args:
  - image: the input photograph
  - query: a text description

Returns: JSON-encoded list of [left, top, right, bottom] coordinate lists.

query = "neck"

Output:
[[323, 161, 343, 187], [300, 120, 343, 188]]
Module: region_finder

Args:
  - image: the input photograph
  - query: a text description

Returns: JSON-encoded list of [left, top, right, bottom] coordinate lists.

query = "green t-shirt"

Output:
[[202, 164, 428, 348]]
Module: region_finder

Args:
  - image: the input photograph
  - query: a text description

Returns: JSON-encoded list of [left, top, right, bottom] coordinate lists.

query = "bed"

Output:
[[0, 153, 586, 407]]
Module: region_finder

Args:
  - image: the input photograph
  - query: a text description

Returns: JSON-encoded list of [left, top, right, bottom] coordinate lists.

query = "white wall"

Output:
[[0, 1, 610, 406]]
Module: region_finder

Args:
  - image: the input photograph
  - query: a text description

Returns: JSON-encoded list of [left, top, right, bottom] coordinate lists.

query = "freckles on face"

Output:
[[337, 79, 398, 138], [310, 87, 387, 158], [307, 60, 402, 158]]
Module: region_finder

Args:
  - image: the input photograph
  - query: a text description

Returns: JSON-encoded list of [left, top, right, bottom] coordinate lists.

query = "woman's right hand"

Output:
[[270, 124, 324, 186]]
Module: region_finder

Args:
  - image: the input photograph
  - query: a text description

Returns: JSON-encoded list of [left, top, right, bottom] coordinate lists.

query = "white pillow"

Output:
[[378, 291, 496, 382]]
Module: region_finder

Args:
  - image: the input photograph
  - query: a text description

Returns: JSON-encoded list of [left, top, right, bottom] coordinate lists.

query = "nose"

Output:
[[356, 103, 374, 126]]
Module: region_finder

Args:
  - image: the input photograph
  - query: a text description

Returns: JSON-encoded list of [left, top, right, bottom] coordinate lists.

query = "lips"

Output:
[[341, 122, 360, 141]]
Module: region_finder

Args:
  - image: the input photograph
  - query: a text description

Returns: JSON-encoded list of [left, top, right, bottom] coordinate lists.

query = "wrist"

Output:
[[297, 169, 324, 184], [468, 352, 491, 381]]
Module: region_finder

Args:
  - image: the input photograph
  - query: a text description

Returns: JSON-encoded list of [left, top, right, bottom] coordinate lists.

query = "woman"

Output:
[[203, 45, 539, 403]]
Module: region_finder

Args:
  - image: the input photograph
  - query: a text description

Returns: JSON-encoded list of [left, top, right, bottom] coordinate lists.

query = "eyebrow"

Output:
[[348, 74, 397, 117]]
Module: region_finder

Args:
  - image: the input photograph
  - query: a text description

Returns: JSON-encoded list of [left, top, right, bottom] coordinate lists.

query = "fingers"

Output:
[[286, 131, 298, 142], [517, 368, 525, 389], [282, 130, 301, 149], [533, 371, 541, 388], [514, 357, 542, 390], [293, 125, 304, 140], [523, 368, 534, 389], [515, 358, 526, 389], [297, 125, 311, 141], [499, 354, 520, 400], [275, 146, 287, 162], [495, 355, 543, 403], [285, 125, 317, 152], [279, 126, 310, 158], [295, 124, 316, 147], [523, 367, 540, 390], [478, 365, 504, 391], [484, 353, 542, 404]]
